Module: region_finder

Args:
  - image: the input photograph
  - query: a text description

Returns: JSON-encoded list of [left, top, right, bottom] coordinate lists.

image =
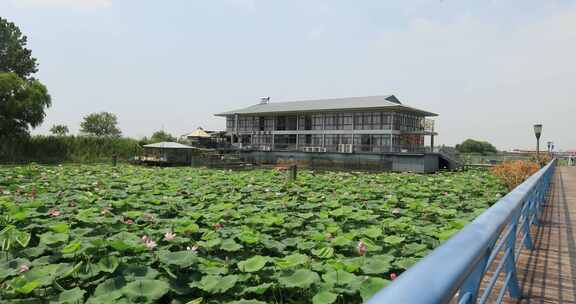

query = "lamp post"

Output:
[[533, 124, 542, 163]]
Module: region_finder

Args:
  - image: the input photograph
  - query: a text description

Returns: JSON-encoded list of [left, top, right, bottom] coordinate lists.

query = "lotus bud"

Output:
[[357, 240, 367, 256], [18, 265, 29, 274]]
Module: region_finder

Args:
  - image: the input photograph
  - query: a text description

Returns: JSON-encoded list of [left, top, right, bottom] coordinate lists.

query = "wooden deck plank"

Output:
[[503, 167, 576, 303]]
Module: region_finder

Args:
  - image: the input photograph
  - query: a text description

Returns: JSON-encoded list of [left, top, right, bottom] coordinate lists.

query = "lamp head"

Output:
[[533, 124, 543, 140]]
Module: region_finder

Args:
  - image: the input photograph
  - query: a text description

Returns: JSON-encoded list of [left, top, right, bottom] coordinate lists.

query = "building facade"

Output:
[[216, 95, 437, 154]]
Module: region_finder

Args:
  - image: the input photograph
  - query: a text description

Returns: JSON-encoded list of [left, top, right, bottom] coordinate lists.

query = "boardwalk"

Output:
[[507, 167, 576, 303]]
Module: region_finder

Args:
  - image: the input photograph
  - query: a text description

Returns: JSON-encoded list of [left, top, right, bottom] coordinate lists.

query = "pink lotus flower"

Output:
[[18, 265, 29, 274], [390, 273, 398, 280], [392, 208, 401, 215], [357, 240, 367, 256], [213, 223, 223, 231], [141, 235, 149, 242], [124, 219, 134, 225], [444, 192, 449, 196], [144, 239, 157, 250], [164, 232, 176, 241], [48, 209, 61, 217]]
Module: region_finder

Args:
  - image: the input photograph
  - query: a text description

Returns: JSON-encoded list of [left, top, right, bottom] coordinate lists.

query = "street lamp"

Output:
[[534, 124, 542, 161]]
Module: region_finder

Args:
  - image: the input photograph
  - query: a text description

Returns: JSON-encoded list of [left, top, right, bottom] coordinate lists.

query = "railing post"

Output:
[[522, 200, 534, 250], [459, 244, 493, 303], [504, 215, 522, 299]]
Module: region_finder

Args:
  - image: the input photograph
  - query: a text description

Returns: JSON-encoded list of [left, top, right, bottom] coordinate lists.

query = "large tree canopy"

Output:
[[455, 139, 498, 155], [80, 112, 122, 137], [0, 17, 51, 139], [0, 72, 51, 137], [0, 17, 38, 79]]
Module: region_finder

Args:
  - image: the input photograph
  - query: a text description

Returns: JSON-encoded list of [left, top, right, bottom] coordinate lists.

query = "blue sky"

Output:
[[2, 0, 576, 150]]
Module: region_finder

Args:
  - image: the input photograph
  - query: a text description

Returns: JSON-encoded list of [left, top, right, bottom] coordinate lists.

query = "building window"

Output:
[[324, 114, 337, 130], [312, 114, 324, 130]]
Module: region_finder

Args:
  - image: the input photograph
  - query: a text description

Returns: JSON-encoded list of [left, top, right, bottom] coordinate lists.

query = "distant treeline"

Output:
[[0, 135, 142, 164]]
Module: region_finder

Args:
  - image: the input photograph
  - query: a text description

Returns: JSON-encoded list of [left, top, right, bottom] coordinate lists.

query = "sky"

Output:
[[2, 0, 576, 150]]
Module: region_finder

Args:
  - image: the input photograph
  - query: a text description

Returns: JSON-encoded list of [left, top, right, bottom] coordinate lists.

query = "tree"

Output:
[[0, 18, 51, 139], [50, 124, 69, 136], [0, 17, 38, 79], [80, 112, 122, 137], [0, 72, 51, 138], [150, 130, 176, 142], [455, 139, 498, 155]]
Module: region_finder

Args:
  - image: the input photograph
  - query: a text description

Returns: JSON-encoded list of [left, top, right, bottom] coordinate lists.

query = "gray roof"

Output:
[[143, 142, 194, 149], [215, 95, 437, 117]]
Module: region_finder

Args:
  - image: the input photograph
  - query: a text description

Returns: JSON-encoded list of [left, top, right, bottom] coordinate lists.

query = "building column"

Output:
[[271, 116, 276, 150], [234, 114, 239, 146]]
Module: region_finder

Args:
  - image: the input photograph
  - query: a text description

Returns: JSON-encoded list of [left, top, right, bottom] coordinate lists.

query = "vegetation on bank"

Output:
[[0, 136, 141, 164], [0, 165, 506, 303]]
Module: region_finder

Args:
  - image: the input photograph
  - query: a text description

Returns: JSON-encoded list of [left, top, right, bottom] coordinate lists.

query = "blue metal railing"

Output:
[[367, 159, 557, 304]]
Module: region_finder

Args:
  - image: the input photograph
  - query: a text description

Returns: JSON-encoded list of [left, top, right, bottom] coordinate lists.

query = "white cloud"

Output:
[[11, 0, 112, 9], [365, 7, 576, 149]]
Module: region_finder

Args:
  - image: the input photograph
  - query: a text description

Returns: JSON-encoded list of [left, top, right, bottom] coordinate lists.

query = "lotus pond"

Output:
[[0, 164, 506, 304]]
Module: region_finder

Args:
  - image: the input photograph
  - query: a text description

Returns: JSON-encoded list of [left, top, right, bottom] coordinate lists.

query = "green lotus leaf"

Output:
[[312, 291, 338, 304], [239, 282, 274, 295], [312, 247, 334, 259], [10, 278, 40, 294], [55, 287, 86, 304], [359, 277, 390, 302], [0, 258, 29, 280], [383, 235, 405, 245], [61, 241, 82, 254], [50, 222, 70, 233], [226, 300, 267, 304], [90, 277, 126, 303], [158, 250, 197, 268], [118, 264, 159, 280], [361, 255, 394, 274], [220, 238, 243, 252], [322, 269, 357, 286], [97, 256, 119, 273], [363, 226, 382, 239], [275, 253, 309, 269], [193, 274, 238, 293], [237, 255, 269, 272], [121, 279, 170, 301], [39, 232, 68, 245], [279, 269, 320, 289]]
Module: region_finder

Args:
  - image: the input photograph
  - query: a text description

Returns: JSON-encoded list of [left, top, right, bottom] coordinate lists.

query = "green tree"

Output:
[[150, 130, 176, 142], [0, 18, 51, 140], [50, 124, 69, 136], [0, 72, 51, 138], [80, 112, 122, 137], [0, 17, 38, 79], [455, 139, 498, 155]]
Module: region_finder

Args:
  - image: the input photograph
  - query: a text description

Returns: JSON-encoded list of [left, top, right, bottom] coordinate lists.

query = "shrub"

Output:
[[0, 135, 141, 164], [491, 160, 540, 190]]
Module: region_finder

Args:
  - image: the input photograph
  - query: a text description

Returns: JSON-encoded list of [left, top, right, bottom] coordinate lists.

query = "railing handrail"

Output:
[[367, 159, 557, 304]]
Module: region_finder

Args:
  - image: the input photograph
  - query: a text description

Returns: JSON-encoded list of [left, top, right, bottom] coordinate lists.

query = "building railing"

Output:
[[367, 159, 557, 304], [237, 144, 432, 154]]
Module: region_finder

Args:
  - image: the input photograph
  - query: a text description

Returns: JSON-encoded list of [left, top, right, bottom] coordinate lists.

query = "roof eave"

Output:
[[215, 107, 438, 117]]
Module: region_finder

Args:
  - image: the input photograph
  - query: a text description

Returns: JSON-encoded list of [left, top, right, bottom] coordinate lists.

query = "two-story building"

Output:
[[215, 95, 453, 172]]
